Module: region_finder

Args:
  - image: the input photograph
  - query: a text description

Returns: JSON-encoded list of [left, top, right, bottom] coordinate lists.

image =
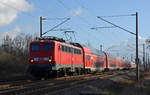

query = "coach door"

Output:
[[86, 55, 91, 67], [71, 47, 74, 72], [58, 44, 61, 65]]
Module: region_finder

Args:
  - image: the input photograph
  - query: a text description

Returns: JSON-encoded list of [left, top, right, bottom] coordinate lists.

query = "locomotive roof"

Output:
[[34, 36, 83, 47], [36, 36, 66, 42], [34, 36, 104, 56]]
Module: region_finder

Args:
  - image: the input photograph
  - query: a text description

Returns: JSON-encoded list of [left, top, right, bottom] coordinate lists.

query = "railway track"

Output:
[[0, 70, 133, 95]]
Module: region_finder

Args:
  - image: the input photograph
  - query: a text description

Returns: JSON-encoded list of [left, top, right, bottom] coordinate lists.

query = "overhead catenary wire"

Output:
[[42, 18, 71, 36], [0, 1, 36, 18], [56, 0, 92, 26], [34, 3, 58, 17], [55, 0, 98, 41], [99, 14, 136, 18], [0, 1, 71, 32], [55, 0, 106, 44], [97, 16, 136, 35], [72, 0, 125, 47], [91, 26, 116, 30], [37, 0, 88, 44], [44, 18, 71, 20], [73, 0, 134, 43], [73, 0, 97, 17]]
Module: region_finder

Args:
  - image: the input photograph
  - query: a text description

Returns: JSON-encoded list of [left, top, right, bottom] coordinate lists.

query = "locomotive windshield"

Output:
[[31, 44, 40, 51], [43, 44, 53, 51]]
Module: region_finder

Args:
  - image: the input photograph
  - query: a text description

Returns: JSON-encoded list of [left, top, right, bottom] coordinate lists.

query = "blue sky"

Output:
[[0, 0, 150, 58]]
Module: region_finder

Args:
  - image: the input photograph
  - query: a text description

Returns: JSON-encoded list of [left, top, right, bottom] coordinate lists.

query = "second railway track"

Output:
[[0, 70, 133, 95]]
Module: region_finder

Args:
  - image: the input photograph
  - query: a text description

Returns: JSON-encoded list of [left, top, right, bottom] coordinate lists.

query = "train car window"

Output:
[[74, 49, 77, 54], [66, 46, 68, 52], [86, 55, 90, 61], [31, 44, 40, 51], [110, 64, 116, 67], [77, 49, 79, 54], [78, 50, 80, 54], [62, 45, 64, 52], [76, 49, 78, 54], [67, 47, 70, 53], [71, 47, 73, 53], [69, 47, 72, 53], [77, 49, 81, 54], [72, 48, 81, 54], [64, 46, 67, 52], [73, 48, 75, 54], [79, 50, 81, 54], [43, 44, 53, 51]]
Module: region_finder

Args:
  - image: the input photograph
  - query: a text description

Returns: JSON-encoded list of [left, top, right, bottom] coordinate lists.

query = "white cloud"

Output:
[[24, 24, 32, 31], [107, 36, 147, 60], [139, 36, 146, 41], [0, 0, 33, 26], [69, 8, 82, 16]]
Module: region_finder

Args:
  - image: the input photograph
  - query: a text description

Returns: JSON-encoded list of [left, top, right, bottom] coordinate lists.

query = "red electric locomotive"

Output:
[[27, 36, 133, 78], [28, 37, 84, 78]]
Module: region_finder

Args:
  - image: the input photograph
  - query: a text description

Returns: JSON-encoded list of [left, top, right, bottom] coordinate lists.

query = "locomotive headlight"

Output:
[[49, 59, 52, 62], [49, 56, 52, 62], [30, 59, 34, 62], [40, 40, 44, 42]]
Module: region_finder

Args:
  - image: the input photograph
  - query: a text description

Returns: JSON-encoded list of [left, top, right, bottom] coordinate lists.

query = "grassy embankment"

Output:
[[0, 51, 28, 80]]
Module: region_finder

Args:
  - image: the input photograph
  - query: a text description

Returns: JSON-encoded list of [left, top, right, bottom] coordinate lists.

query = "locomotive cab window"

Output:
[[43, 44, 53, 51], [31, 44, 40, 51]]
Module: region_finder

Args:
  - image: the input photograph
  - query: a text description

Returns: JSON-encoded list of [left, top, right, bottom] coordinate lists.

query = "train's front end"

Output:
[[28, 40, 55, 78]]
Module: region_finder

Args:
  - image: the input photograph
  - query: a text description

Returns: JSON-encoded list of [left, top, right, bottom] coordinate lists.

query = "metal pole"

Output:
[[143, 44, 145, 70], [100, 45, 102, 51], [148, 54, 149, 70], [131, 54, 133, 62], [136, 12, 139, 81], [146, 53, 148, 70], [40, 16, 42, 38]]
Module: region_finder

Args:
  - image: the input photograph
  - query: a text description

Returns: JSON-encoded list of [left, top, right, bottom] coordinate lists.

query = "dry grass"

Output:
[[0, 51, 28, 79]]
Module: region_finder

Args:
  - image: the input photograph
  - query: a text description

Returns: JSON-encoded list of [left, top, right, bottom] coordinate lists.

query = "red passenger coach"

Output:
[[107, 55, 117, 70], [82, 47, 107, 72]]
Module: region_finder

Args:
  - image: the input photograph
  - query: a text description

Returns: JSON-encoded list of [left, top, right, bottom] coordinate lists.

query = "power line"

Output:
[[73, 0, 97, 17], [56, 0, 70, 10], [34, 3, 58, 17], [72, 0, 124, 45], [42, 18, 70, 36], [56, 0, 92, 26], [73, 0, 88, 10], [100, 14, 136, 18], [91, 26, 116, 30], [73, 0, 134, 52], [44, 18, 71, 20], [55, 0, 93, 34], [97, 16, 136, 35], [0, 1, 36, 18], [55, 0, 118, 49]]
